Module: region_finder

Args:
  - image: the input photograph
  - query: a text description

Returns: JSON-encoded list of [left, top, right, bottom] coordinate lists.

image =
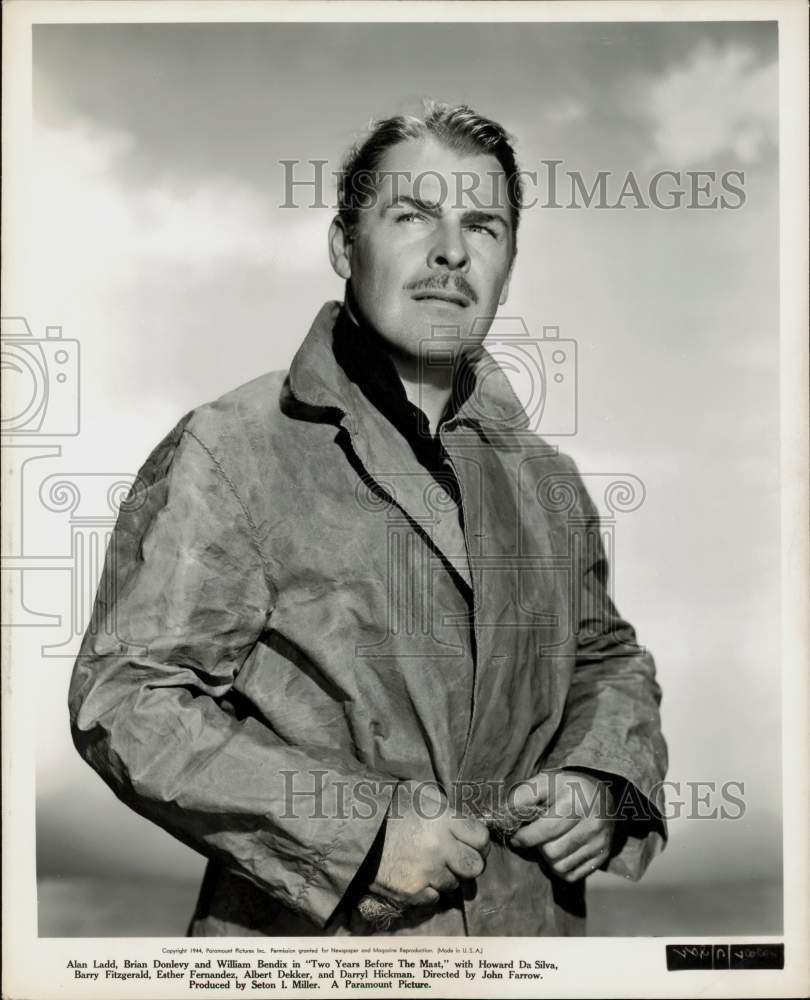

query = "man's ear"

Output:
[[329, 217, 353, 281]]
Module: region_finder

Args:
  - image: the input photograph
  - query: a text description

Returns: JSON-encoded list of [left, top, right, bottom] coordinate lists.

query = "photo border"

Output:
[[2, 2, 807, 998]]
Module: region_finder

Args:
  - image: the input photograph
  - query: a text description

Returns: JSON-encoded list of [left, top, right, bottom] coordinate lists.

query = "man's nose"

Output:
[[427, 220, 470, 272]]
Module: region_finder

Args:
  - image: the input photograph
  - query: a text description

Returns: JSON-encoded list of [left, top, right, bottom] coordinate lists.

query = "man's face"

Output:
[[330, 137, 515, 363]]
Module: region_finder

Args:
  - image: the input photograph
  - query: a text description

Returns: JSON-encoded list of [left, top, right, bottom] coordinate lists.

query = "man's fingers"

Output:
[[509, 814, 576, 850], [560, 849, 610, 883], [540, 820, 595, 862], [541, 821, 613, 876], [447, 843, 486, 881], [544, 837, 601, 875], [509, 772, 552, 811], [428, 869, 460, 895], [450, 816, 491, 855], [409, 886, 442, 907]]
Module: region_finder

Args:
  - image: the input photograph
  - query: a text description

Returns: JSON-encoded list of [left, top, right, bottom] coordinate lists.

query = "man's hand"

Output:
[[367, 781, 490, 909], [508, 770, 615, 882]]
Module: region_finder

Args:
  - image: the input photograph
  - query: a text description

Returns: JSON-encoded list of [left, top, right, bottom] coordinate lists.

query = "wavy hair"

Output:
[[337, 101, 523, 251]]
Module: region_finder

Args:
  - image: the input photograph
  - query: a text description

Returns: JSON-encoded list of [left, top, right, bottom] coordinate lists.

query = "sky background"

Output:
[[23, 20, 780, 900]]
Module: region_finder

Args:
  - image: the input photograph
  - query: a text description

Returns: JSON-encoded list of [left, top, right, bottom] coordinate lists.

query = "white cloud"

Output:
[[33, 117, 329, 304], [640, 41, 777, 166]]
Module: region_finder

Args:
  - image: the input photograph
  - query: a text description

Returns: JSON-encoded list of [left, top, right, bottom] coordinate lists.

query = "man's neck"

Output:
[[343, 296, 454, 435]]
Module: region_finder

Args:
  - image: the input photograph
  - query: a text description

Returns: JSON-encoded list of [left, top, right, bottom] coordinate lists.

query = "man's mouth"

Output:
[[406, 275, 478, 308], [410, 290, 471, 308]]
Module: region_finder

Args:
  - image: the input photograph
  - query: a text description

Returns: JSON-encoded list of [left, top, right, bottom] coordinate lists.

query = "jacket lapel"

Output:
[[286, 302, 537, 591]]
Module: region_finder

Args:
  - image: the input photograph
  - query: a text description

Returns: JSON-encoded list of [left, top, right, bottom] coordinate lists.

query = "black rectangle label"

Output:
[[667, 944, 784, 971], [666, 945, 712, 970], [729, 944, 785, 970]]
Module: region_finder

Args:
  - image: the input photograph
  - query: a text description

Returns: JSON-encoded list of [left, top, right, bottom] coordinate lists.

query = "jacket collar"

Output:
[[287, 301, 530, 436], [287, 300, 475, 586]]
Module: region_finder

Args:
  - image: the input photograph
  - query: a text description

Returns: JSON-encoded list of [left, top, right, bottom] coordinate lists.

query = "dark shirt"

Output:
[[332, 307, 465, 508]]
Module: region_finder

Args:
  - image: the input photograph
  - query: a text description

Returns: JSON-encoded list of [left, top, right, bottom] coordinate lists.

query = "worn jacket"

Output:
[[69, 301, 667, 936]]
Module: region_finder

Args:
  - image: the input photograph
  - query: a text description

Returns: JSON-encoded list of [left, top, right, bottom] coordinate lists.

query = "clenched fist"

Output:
[[367, 781, 491, 909], [508, 770, 616, 882]]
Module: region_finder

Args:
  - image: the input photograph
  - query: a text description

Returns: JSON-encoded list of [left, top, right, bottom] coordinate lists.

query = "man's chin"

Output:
[[398, 306, 487, 347]]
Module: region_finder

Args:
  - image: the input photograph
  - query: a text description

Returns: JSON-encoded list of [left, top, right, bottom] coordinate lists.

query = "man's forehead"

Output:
[[373, 136, 510, 212]]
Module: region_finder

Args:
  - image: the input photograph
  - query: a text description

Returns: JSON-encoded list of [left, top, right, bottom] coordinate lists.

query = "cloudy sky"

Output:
[[28, 20, 781, 894]]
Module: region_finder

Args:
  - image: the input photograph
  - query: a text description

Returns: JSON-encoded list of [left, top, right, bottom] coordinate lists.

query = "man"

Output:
[[69, 103, 667, 936]]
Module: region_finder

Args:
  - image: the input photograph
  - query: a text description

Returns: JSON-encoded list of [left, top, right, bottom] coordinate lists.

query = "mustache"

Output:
[[404, 273, 479, 304]]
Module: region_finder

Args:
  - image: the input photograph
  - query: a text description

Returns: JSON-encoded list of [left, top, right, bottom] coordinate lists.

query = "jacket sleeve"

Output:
[[540, 457, 668, 880], [69, 417, 396, 928]]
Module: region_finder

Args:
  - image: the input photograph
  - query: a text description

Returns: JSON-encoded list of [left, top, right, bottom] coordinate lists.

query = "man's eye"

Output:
[[396, 212, 427, 223], [466, 223, 497, 238]]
